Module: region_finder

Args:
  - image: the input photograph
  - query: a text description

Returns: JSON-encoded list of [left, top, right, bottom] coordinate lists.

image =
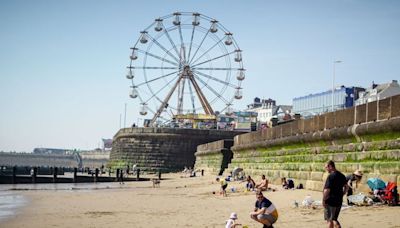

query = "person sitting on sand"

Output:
[[216, 177, 228, 197], [225, 212, 242, 228], [281, 177, 288, 189], [250, 190, 278, 228], [282, 178, 295, 190], [245, 175, 256, 191], [256, 175, 269, 191]]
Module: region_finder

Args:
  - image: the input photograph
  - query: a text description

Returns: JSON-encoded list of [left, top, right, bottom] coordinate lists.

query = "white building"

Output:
[[246, 97, 292, 126], [355, 80, 400, 105]]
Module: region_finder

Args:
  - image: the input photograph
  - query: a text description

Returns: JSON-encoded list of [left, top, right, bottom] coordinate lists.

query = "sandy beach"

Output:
[[1, 173, 399, 228]]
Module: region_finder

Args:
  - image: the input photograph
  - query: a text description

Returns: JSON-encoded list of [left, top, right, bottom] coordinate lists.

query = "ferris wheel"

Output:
[[126, 12, 245, 126]]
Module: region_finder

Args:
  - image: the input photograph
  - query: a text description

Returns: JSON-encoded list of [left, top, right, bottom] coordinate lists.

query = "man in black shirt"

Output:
[[323, 160, 348, 228]]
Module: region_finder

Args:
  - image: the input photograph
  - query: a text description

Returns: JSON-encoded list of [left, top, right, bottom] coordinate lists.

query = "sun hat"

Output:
[[354, 170, 363, 177], [229, 212, 238, 220]]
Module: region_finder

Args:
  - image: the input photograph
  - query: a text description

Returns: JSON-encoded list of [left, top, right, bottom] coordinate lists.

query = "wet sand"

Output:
[[0, 191, 27, 222], [1, 173, 399, 228]]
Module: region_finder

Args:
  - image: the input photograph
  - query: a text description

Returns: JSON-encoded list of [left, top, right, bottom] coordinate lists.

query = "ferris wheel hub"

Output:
[[182, 65, 192, 77]]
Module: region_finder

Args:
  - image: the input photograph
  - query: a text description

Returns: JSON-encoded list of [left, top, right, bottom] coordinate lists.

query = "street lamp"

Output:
[[124, 103, 127, 128], [332, 60, 342, 112]]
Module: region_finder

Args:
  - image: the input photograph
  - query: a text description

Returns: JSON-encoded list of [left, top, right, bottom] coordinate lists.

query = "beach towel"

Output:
[[347, 193, 373, 206]]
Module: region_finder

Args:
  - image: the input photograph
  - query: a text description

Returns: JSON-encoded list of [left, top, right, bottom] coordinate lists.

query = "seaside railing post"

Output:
[[32, 167, 37, 184], [73, 167, 78, 183], [94, 168, 99, 182], [119, 169, 124, 183], [53, 167, 58, 183], [12, 166, 16, 184]]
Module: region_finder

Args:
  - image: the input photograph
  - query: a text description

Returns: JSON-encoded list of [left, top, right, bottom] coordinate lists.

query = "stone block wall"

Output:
[[79, 151, 110, 168], [234, 95, 400, 147], [194, 140, 233, 175], [109, 128, 242, 172], [228, 117, 400, 192], [0, 153, 79, 168], [194, 95, 400, 192]]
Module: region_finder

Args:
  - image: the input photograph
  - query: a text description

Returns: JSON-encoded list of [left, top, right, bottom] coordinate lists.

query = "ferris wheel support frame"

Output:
[[150, 65, 214, 126]]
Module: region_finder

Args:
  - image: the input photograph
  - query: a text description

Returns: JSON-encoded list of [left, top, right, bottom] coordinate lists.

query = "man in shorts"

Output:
[[250, 190, 278, 228], [323, 160, 348, 228]]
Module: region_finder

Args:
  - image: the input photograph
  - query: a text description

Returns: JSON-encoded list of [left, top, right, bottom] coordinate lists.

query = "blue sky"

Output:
[[0, 0, 399, 152]]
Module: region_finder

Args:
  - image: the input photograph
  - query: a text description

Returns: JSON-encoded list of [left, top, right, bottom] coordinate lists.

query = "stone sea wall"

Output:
[[195, 95, 400, 192], [0, 153, 79, 168], [109, 128, 243, 172], [194, 139, 233, 175], [80, 151, 110, 168]]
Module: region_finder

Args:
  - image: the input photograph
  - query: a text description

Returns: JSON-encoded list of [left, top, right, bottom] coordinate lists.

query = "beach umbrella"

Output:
[[367, 178, 386, 190], [232, 167, 243, 175], [232, 167, 244, 180]]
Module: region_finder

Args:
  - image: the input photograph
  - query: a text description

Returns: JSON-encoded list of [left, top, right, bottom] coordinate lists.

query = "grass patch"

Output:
[[360, 132, 400, 142]]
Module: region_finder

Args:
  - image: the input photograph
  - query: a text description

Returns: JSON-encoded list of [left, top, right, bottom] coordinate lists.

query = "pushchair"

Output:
[[383, 182, 398, 206]]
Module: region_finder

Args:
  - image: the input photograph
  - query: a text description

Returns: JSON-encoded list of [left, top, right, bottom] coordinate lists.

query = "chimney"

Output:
[[372, 81, 378, 89]]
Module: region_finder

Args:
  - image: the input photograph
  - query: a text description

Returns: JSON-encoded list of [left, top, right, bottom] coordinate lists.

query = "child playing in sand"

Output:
[[216, 177, 228, 197], [225, 212, 242, 228]]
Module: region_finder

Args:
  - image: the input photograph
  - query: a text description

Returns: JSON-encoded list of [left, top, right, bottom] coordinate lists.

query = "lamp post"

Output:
[[124, 103, 127, 128], [119, 113, 122, 129], [332, 60, 342, 112]]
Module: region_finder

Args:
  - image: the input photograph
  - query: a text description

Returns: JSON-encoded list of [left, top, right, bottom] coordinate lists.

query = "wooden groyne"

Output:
[[0, 166, 149, 184]]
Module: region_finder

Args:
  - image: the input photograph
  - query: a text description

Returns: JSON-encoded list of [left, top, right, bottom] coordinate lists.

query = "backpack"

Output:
[[296, 183, 304, 189]]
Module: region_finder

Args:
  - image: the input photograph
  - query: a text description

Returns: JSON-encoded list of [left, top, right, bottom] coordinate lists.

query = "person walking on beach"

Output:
[[323, 160, 348, 228], [119, 169, 124, 184], [346, 170, 363, 205], [255, 175, 269, 191], [216, 177, 228, 197], [250, 190, 278, 228]]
